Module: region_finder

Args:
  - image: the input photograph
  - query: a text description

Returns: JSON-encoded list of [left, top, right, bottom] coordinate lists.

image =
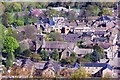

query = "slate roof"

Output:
[[42, 41, 75, 50], [74, 46, 92, 55], [21, 59, 34, 69], [43, 59, 61, 72], [62, 34, 81, 42], [96, 16, 111, 21], [81, 63, 112, 70], [34, 62, 46, 70], [94, 31, 106, 35], [93, 37, 107, 42]]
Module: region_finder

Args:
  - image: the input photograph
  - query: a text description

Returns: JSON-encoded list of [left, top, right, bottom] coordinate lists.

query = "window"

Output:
[[66, 52, 69, 56]]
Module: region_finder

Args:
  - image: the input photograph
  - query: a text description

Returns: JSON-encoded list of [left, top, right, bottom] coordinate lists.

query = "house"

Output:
[[41, 41, 75, 53], [50, 7, 69, 12], [60, 68, 78, 78], [74, 26, 93, 34], [74, 46, 93, 58], [61, 33, 81, 42], [54, 25, 70, 34], [42, 59, 61, 78], [4, 59, 35, 78], [61, 47, 73, 59], [81, 63, 115, 77]]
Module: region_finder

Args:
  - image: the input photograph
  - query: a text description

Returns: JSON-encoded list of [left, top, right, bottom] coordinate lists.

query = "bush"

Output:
[[23, 49, 31, 57]]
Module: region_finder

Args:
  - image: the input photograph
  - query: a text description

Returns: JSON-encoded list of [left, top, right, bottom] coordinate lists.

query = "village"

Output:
[[0, 2, 120, 79]]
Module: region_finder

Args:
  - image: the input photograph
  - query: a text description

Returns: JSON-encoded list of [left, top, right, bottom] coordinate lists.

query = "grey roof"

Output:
[[34, 62, 46, 69], [42, 41, 75, 50], [94, 31, 106, 35], [62, 34, 81, 42], [74, 46, 92, 55], [81, 63, 112, 70], [43, 59, 61, 72], [93, 37, 108, 42], [22, 59, 34, 69]]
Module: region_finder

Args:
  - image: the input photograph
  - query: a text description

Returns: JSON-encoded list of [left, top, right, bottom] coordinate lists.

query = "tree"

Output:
[[69, 52, 77, 64], [12, 3, 22, 12], [47, 32, 63, 41], [3, 3, 22, 12], [6, 58, 13, 68], [102, 8, 113, 16], [88, 5, 100, 16], [60, 59, 68, 66], [51, 50, 59, 61], [93, 44, 104, 58], [2, 36, 19, 54], [90, 51, 101, 62], [13, 20, 24, 26], [84, 53, 91, 62], [23, 49, 31, 57], [68, 11, 77, 22], [40, 50, 49, 61], [0, 3, 5, 16], [14, 47, 22, 57], [71, 68, 90, 78], [2, 12, 14, 27]]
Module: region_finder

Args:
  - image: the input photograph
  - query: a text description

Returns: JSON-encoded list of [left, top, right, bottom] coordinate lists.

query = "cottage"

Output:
[[42, 59, 61, 78], [74, 46, 93, 58], [62, 33, 81, 42], [81, 63, 114, 77], [41, 41, 75, 53], [60, 68, 78, 78]]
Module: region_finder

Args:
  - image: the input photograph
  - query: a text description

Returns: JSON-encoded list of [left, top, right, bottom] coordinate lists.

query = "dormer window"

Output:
[[66, 52, 69, 56]]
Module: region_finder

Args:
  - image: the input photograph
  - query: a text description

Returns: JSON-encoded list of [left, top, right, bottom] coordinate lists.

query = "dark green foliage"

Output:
[[2, 12, 14, 27], [40, 50, 49, 61], [23, 49, 31, 57], [90, 51, 100, 62], [14, 47, 22, 57], [60, 59, 68, 66], [6, 58, 13, 68], [13, 20, 24, 26], [93, 44, 104, 58], [51, 50, 59, 61], [60, 52, 77, 65], [47, 32, 63, 41]]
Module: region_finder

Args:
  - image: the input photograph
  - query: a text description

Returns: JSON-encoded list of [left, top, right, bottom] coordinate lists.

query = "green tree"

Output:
[[6, 49, 15, 67], [40, 50, 49, 61], [14, 47, 22, 57], [6, 58, 13, 68], [88, 5, 100, 16], [3, 3, 22, 12], [2, 36, 19, 54], [12, 3, 22, 12], [69, 52, 77, 64], [13, 20, 24, 26], [60, 59, 68, 66], [93, 44, 104, 58], [0, 3, 5, 16], [2, 12, 14, 27], [23, 49, 31, 57], [47, 32, 63, 41], [71, 68, 90, 79], [51, 50, 59, 61], [84, 53, 91, 62], [102, 8, 113, 16], [90, 51, 100, 62]]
